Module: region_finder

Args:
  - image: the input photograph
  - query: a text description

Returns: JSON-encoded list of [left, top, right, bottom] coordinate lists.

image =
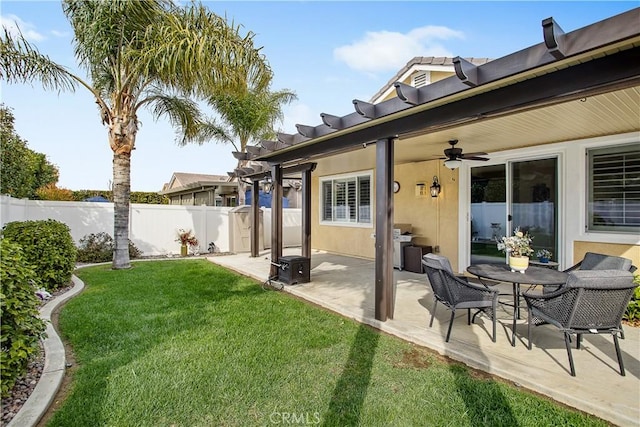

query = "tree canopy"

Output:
[[0, 104, 59, 199]]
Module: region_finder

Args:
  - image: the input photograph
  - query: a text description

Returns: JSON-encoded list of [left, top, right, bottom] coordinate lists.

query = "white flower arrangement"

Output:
[[496, 227, 533, 257]]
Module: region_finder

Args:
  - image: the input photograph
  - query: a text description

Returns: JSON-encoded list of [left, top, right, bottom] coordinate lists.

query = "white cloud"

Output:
[[50, 30, 69, 38], [281, 103, 319, 135], [334, 25, 464, 74], [1, 14, 45, 42]]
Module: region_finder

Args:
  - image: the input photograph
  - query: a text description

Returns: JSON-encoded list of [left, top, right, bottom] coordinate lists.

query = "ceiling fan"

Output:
[[441, 139, 489, 169]]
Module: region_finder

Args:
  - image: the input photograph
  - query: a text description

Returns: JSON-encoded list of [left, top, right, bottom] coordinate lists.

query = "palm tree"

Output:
[[206, 88, 297, 154], [1, 0, 271, 269], [203, 88, 297, 203]]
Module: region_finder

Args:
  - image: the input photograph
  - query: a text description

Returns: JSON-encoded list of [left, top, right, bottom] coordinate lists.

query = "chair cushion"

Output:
[[566, 269, 634, 290], [579, 252, 632, 271]]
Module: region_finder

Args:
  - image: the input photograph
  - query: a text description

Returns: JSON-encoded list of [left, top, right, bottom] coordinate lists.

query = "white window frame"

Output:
[[586, 143, 640, 233], [319, 170, 373, 228]]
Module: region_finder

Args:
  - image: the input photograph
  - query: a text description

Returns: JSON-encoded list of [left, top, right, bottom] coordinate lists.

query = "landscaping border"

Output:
[[7, 275, 84, 427]]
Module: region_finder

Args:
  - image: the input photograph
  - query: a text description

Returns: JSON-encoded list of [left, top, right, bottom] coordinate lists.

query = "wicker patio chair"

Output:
[[546, 252, 636, 338], [545, 251, 635, 295], [564, 252, 636, 273], [523, 269, 637, 376], [421, 254, 499, 342]]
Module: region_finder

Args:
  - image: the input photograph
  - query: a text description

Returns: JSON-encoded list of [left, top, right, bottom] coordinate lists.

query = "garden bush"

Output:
[[76, 232, 142, 263], [623, 274, 640, 325], [2, 219, 76, 291], [0, 239, 46, 397]]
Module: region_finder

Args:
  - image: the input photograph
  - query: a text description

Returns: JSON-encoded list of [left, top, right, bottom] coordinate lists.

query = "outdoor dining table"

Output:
[[466, 264, 569, 346]]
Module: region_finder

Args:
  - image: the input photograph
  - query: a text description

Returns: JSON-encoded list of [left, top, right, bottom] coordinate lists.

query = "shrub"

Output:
[[76, 232, 142, 263], [2, 219, 77, 291], [0, 239, 46, 397], [623, 275, 640, 324]]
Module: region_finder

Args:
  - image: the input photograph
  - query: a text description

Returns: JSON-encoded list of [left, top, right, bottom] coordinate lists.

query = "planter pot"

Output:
[[180, 244, 188, 257], [509, 255, 529, 273], [538, 257, 549, 263]]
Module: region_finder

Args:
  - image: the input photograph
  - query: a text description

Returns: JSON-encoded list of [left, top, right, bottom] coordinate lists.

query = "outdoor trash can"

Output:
[[403, 245, 433, 273]]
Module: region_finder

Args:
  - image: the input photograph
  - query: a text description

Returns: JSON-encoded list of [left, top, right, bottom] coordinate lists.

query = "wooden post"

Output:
[[269, 165, 283, 278], [250, 179, 260, 257], [302, 168, 312, 259], [375, 137, 395, 321]]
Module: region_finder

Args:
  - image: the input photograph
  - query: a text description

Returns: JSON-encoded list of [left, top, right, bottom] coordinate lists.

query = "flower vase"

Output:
[[509, 255, 529, 273], [538, 257, 549, 263], [181, 244, 188, 257]]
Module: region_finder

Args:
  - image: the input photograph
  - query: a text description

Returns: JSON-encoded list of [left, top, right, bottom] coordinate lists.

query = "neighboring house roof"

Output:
[[160, 172, 237, 196], [167, 172, 231, 190], [370, 56, 492, 103], [84, 195, 110, 202]]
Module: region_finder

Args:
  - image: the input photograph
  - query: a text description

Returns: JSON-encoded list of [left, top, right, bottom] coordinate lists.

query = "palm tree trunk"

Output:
[[112, 152, 131, 269]]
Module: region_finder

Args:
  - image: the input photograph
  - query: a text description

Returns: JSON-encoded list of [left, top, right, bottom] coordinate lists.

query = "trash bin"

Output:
[[403, 245, 433, 273]]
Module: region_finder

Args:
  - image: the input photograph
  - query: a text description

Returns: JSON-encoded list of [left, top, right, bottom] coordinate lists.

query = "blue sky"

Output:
[[1, 1, 636, 191]]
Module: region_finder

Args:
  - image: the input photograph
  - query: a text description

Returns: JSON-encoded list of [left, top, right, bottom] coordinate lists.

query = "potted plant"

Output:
[[176, 229, 198, 256], [536, 249, 553, 263], [497, 227, 533, 273]]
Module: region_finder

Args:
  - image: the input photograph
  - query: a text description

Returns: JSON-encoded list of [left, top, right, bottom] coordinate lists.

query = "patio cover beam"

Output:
[[261, 47, 640, 165], [255, 9, 640, 165]]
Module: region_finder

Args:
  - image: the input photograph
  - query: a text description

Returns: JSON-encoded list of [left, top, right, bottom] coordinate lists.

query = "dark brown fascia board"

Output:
[[256, 8, 640, 165]]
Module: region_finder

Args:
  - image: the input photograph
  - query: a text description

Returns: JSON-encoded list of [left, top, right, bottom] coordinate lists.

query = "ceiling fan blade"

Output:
[[463, 156, 490, 161], [460, 152, 488, 157]]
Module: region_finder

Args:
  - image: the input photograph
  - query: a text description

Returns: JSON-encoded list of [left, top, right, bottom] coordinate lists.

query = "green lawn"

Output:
[[50, 260, 607, 426]]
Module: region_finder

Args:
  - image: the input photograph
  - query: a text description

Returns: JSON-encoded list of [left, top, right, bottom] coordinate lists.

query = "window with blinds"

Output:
[[588, 144, 640, 232], [320, 173, 372, 225]]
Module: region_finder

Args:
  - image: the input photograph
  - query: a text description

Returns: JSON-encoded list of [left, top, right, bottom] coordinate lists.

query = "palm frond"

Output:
[[135, 3, 272, 96], [0, 28, 78, 92], [62, 0, 172, 92]]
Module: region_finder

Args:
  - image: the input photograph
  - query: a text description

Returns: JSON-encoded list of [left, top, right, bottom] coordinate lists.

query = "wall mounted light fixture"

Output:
[[430, 176, 441, 197]]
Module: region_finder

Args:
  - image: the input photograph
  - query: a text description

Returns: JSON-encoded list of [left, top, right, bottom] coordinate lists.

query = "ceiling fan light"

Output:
[[444, 159, 462, 170]]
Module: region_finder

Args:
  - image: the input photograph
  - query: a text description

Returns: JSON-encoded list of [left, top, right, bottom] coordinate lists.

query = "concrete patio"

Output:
[[207, 249, 640, 427]]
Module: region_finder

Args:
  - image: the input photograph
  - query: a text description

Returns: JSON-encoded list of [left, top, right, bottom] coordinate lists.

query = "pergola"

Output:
[[232, 9, 640, 321]]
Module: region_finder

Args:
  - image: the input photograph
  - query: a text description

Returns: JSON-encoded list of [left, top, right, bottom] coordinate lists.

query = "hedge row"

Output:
[[2, 220, 76, 291], [0, 240, 47, 396], [0, 219, 77, 396]]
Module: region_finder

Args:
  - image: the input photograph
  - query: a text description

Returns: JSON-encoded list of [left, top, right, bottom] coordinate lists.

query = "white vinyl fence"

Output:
[[0, 195, 301, 256]]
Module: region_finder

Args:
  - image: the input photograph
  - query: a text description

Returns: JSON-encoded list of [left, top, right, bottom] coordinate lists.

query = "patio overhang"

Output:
[[239, 9, 640, 322], [248, 9, 639, 166]]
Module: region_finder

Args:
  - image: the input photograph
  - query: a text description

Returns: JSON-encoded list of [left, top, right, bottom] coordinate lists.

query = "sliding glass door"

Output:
[[510, 158, 558, 261], [470, 157, 558, 264], [470, 164, 507, 264]]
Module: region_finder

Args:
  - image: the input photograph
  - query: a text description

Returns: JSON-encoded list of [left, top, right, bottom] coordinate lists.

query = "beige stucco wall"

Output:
[[573, 241, 639, 269], [393, 161, 460, 271], [312, 147, 376, 259], [311, 148, 460, 270]]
